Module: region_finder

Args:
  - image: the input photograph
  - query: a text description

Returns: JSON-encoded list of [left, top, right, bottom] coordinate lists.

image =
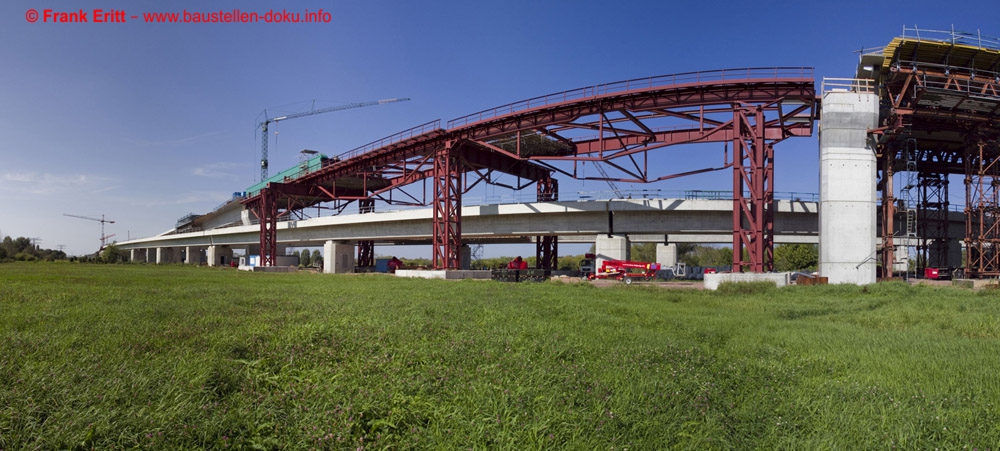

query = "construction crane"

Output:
[[63, 213, 116, 250], [258, 97, 410, 181]]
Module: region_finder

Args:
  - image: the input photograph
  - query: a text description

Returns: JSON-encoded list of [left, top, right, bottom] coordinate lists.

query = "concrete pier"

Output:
[[818, 84, 879, 285]]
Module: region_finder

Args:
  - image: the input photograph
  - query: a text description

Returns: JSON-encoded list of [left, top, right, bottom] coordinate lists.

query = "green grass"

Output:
[[2, 263, 1000, 449]]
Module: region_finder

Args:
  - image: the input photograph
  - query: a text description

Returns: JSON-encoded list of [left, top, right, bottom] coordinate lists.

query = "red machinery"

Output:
[[587, 260, 661, 284]]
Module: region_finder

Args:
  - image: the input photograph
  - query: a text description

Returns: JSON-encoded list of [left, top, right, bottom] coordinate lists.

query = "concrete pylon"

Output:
[[818, 87, 879, 285], [595, 235, 629, 269], [656, 243, 678, 268], [323, 240, 355, 274]]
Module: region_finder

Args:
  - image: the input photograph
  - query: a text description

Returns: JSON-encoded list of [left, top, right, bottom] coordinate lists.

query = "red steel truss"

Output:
[[243, 68, 815, 270]]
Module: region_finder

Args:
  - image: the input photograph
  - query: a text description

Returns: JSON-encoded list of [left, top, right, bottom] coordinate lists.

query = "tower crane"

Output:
[[258, 97, 410, 181], [63, 213, 116, 250]]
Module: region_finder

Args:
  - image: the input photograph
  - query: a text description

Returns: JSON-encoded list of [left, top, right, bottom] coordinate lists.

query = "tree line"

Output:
[[0, 236, 67, 262]]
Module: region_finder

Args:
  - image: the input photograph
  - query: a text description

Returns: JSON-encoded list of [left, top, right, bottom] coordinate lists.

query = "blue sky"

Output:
[[2, 0, 997, 257]]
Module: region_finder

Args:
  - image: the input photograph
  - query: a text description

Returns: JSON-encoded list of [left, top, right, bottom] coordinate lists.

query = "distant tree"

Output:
[[300, 249, 311, 267], [13, 237, 31, 254], [100, 243, 124, 263], [681, 245, 733, 268], [311, 250, 322, 267], [630, 243, 658, 263], [0, 246, 6, 261], [773, 244, 818, 271]]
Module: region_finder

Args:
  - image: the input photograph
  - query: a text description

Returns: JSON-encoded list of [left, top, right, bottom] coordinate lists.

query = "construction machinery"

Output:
[[258, 98, 410, 181], [587, 259, 662, 284], [63, 213, 116, 250]]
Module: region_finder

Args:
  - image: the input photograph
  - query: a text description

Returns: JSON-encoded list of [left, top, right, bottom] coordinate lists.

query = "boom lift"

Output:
[[587, 259, 661, 284], [258, 98, 410, 181]]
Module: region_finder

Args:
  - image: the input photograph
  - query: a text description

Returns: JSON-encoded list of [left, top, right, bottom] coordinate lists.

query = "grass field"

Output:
[[2, 263, 1000, 449]]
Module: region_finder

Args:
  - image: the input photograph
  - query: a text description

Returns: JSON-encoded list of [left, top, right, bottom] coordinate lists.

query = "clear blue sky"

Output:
[[2, 0, 997, 257]]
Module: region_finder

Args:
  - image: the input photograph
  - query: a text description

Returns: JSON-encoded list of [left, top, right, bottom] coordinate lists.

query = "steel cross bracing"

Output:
[[242, 68, 816, 270]]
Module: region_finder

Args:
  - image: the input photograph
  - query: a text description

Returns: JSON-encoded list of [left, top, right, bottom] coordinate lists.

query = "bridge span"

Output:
[[119, 198, 819, 271]]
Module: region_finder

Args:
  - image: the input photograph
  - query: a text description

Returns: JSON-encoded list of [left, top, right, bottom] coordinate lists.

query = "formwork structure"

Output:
[[861, 27, 1000, 278], [243, 69, 816, 271]]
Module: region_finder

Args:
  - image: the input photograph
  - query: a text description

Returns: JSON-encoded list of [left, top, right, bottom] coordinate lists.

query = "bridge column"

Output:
[[184, 246, 202, 265], [595, 235, 629, 270], [819, 87, 879, 285], [657, 243, 678, 268], [323, 240, 355, 274], [130, 248, 146, 263], [460, 244, 471, 270], [157, 247, 179, 264], [207, 245, 234, 267]]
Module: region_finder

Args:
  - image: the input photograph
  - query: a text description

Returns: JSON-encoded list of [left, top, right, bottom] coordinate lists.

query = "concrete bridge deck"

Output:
[[119, 198, 820, 252]]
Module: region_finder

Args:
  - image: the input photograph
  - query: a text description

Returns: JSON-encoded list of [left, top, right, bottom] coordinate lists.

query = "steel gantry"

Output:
[[866, 27, 1000, 278], [243, 68, 816, 271]]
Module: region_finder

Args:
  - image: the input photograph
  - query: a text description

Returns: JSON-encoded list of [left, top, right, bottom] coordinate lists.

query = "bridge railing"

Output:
[[465, 189, 819, 204], [337, 120, 442, 162], [447, 67, 814, 128]]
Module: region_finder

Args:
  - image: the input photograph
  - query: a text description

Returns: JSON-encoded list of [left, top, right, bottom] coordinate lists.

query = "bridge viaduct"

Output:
[[119, 27, 1000, 284]]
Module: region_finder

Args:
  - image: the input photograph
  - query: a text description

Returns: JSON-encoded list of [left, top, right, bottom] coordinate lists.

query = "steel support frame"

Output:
[[256, 188, 278, 267], [356, 198, 375, 268], [880, 150, 896, 278], [432, 143, 462, 269], [731, 105, 774, 272], [965, 140, 1000, 277], [535, 177, 558, 271], [917, 173, 950, 270]]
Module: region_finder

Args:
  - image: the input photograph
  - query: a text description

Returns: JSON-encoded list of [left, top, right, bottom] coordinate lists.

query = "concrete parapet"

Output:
[[952, 279, 1000, 290], [704, 272, 790, 290], [395, 270, 492, 280]]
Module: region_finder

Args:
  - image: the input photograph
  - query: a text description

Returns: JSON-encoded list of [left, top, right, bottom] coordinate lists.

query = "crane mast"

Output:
[[259, 97, 410, 181], [63, 213, 116, 250]]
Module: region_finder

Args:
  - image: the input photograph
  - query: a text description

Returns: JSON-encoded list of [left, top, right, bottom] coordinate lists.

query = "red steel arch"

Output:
[[244, 68, 816, 271]]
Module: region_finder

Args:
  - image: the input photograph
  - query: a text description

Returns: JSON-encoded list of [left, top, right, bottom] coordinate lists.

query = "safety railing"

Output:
[[447, 67, 814, 128], [902, 26, 1000, 51], [822, 78, 876, 93], [337, 120, 442, 162]]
